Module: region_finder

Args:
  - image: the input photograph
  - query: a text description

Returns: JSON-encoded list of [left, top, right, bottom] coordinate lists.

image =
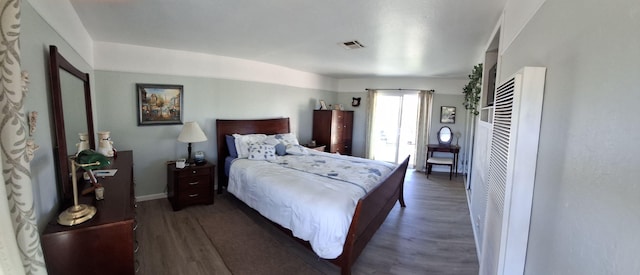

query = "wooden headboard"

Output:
[[215, 118, 290, 193]]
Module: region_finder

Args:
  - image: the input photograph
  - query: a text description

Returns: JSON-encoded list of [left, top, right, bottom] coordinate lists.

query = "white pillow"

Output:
[[285, 144, 308, 155], [273, 133, 300, 146], [248, 143, 276, 161], [233, 134, 267, 159], [262, 136, 281, 146]]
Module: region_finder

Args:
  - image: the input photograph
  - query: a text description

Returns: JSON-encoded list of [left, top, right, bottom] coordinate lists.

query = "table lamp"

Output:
[[58, 149, 111, 226], [177, 121, 207, 165]]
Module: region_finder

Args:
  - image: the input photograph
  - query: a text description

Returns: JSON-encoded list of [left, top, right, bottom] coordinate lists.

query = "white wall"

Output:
[[27, 0, 93, 66], [498, 0, 640, 273], [94, 42, 338, 91], [500, 0, 546, 55]]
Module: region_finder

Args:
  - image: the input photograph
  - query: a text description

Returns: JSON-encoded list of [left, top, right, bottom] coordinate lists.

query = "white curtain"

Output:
[[414, 90, 434, 172], [0, 164, 26, 275], [0, 1, 47, 274], [364, 89, 378, 159]]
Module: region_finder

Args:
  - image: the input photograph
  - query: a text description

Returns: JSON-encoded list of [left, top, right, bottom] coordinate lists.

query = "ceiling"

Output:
[[69, 0, 505, 79]]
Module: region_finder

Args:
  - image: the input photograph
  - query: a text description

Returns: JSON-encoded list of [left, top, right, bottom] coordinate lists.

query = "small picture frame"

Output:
[[319, 100, 328, 110], [352, 97, 361, 107], [137, 84, 183, 126], [440, 106, 456, 124]]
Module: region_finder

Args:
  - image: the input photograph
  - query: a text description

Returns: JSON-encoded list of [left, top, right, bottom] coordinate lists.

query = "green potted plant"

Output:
[[463, 63, 483, 116]]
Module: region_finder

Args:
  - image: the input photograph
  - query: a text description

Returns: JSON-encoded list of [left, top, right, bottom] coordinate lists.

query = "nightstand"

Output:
[[167, 162, 215, 211], [303, 144, 326, 152]]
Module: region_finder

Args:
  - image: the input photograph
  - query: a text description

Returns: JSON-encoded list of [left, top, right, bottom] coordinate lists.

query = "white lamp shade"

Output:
[[177, 122, 208, 143]]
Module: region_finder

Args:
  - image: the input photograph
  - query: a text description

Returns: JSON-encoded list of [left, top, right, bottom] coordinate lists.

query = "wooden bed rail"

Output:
[[332, 156, 410, 275]]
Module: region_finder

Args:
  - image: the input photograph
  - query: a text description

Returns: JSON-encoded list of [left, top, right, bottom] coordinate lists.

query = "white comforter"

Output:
[[227, 150, 396, 259]]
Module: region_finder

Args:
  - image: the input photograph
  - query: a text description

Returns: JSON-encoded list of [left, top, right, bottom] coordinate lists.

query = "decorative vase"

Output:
[[97, 131, 114, 157], [76, 133, 90, 155]]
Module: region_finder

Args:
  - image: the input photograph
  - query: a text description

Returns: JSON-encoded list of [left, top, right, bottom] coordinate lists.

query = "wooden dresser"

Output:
[[312, 110, 353, 155], [41, 151, 137, 275]]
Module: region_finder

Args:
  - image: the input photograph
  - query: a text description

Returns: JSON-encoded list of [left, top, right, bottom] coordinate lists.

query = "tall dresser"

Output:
[[312, 110, 353, 155], [41, 151, 137, 275]]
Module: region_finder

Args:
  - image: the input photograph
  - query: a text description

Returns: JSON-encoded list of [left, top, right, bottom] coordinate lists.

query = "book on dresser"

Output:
[[41, 151, 137, 275]]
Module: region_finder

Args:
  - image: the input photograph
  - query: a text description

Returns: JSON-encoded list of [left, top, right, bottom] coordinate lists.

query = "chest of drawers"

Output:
[[41, 151, 137, 275], [167, 162, 215, 210]]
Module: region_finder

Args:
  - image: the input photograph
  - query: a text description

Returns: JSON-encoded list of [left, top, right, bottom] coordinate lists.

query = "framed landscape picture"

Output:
[[136, 83, 183, 126], [440, 106, 456, 124]]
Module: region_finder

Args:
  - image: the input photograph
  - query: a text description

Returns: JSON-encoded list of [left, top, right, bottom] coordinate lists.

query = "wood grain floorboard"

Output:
[[135, 170, 478, 274], [136, 198, 231, 275]]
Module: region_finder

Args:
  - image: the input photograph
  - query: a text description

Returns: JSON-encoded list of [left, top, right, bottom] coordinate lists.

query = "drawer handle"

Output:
[[135, 260, 140, 273], [189, 194, 199, 198], [134, 240, 140, 253], [188, 181, 199, 186], [192, 170, 197, 174], [133, 220, 138, 231]]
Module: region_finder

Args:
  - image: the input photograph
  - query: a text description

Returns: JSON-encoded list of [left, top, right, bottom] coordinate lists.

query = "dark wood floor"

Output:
[[136, 170, 478, 274]]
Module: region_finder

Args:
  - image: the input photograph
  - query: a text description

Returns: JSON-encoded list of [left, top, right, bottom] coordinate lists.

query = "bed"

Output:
[[216, 118, 409, 275]]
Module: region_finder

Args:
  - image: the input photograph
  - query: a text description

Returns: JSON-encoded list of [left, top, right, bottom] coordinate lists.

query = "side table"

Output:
[[167, 162, 215, 210]]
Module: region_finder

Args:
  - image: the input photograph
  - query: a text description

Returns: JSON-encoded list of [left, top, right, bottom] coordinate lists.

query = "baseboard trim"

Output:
[[466, 188, 482, 262], [136, 193, 167, 202]]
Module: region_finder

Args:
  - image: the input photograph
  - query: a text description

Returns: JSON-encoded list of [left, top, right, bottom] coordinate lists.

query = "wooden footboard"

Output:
[[331, 156, 409, 275]]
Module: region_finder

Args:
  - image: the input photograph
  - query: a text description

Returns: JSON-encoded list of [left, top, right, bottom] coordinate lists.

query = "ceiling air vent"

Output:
[[339, 40, 365, 50]]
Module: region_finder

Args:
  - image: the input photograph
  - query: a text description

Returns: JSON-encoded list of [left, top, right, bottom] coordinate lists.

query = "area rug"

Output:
[[197, 196, 338, 275]]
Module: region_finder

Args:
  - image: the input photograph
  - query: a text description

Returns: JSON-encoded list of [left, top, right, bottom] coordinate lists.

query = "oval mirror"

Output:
[[437, 126, 453, 145]]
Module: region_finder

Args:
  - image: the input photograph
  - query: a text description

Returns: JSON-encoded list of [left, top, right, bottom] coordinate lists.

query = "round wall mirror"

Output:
[[437, 126, 453, 145]]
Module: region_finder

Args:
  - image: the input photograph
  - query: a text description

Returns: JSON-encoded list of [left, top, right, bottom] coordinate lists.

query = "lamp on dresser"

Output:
[[178, 121, 207, 165], [57, 149, 110, 226]]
